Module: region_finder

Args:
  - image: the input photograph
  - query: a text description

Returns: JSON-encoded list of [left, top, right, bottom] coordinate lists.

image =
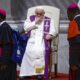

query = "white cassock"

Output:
[[19, 18, 56, 77]]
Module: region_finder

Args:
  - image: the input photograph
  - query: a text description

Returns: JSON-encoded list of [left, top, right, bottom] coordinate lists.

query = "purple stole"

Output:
[[30, 15, 51, 80]]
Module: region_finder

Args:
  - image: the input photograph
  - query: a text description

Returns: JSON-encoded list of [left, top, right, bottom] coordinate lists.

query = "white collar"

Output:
[[74, 14, 80, 19], [0, 21, 6, 26]]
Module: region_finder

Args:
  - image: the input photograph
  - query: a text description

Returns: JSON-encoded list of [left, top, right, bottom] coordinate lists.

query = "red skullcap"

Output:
[[0, 8, 6, 16], [68, 3, 78, 9]]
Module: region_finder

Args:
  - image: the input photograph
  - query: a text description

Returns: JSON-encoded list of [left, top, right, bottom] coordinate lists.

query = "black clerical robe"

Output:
[[0, 21, 16, 80]]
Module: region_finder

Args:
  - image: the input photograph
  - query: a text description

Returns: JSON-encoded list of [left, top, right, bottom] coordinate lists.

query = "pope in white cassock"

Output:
[[19, 6, 56, 80]]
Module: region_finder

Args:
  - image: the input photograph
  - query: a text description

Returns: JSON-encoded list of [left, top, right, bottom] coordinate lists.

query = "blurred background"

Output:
[[0, 0, 78, 20]]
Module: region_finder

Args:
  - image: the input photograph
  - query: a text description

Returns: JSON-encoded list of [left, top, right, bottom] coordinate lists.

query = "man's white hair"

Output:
[[36, 6, 44, 10], [35, 6, 45, 12]]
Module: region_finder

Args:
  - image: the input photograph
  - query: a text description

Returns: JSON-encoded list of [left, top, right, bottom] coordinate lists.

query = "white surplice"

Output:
[[19, 18, 56, 77]]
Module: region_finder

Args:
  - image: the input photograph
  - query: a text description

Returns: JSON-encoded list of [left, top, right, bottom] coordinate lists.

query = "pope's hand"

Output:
[[45, 34, 53, 40], [32, 25, 38, 29], [30, 22, 38, 30], [35, 17, 43, 24]]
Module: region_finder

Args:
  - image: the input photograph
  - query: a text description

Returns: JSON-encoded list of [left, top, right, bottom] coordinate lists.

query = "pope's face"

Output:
[[35, 9, 45, 17]]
